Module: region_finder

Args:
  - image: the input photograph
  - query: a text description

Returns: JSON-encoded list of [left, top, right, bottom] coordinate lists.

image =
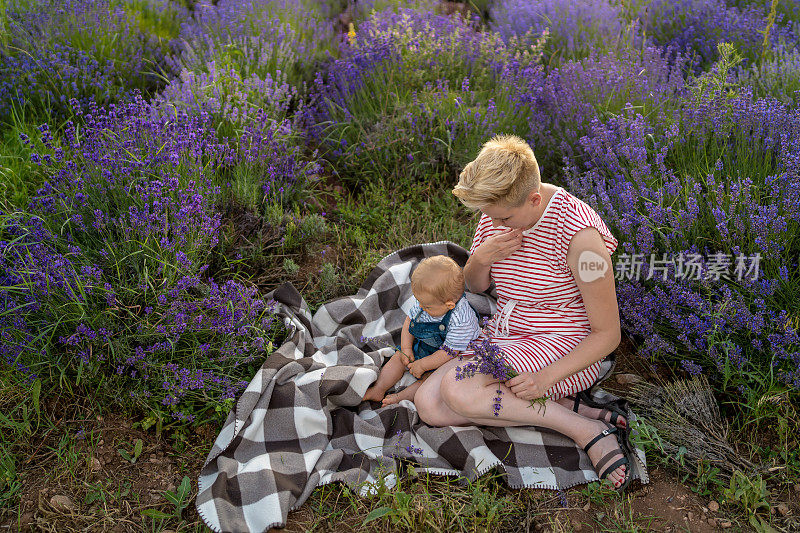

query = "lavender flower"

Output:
[[453, 319, 548, 416]]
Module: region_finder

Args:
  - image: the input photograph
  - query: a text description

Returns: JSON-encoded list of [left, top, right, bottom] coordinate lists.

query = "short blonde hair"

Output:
[[411, 255, 464, 303], [452, 134, 541, 209]]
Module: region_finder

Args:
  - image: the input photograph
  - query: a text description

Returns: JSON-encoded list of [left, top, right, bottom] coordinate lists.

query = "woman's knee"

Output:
[[439, 368, 478, 418]]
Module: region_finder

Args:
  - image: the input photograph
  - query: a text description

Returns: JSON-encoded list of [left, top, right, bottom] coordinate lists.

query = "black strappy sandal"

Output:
[[567, 389, 629, 429], [583, 422, 632, 492]]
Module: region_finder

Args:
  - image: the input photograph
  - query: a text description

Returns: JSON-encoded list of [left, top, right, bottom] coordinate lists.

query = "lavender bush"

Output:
[[736, 45, 800, 105], [352, 0, 437, 22], [0, 211, 282, 423], [305, 7, 541, 188], [157, 63, 300, 136], [510, 46, 689, 174], [565, 81, 800, 393], [0, 0, 183, 119], [225, 111, 323, 212], [639, 0, 796, 67], [162, 0, 336, 134], [489, 0, 632, 62], [0, 96, 306, 424], [727, 0, 800, 26]]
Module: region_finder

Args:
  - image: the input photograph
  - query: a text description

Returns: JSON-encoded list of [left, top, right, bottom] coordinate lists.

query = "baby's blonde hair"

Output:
[[452, 134, 541, 209], [411, 255, 464, 303]]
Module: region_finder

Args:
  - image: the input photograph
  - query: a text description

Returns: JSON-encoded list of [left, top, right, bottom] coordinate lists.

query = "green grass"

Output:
[[305, 468, 523, 531], [0, 107, 47, 209]]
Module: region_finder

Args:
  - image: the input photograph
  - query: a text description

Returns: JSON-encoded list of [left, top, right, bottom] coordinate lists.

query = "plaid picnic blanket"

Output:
[[195, 241, 649, 532]]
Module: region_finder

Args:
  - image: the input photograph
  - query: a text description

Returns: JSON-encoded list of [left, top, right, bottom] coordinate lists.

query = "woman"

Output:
[[413, 134, 632, 489]]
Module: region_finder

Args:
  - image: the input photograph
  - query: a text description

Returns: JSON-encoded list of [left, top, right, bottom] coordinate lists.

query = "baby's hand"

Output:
[[407, 359, 427, 378], [397, 350, 412, 366]]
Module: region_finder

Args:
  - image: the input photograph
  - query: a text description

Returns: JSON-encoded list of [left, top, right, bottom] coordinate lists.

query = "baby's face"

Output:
[[415, 290, 454, 317]]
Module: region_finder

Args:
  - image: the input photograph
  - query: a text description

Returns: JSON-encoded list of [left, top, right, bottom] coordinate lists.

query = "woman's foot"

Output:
[[576, 420, 630, 489], [557, 396, 627, 429]]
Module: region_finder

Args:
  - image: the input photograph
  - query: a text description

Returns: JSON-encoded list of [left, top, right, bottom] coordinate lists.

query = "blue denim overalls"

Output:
[[404, 295, 478, 360], [408, 304, 456, 360]]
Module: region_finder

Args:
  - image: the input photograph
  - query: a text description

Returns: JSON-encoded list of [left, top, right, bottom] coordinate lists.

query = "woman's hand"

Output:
[[474, 228, 523, 266], [505, 370, 554, 401]]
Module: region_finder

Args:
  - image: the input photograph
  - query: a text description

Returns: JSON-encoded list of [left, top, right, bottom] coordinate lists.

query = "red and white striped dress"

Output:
[[462, 186, 618, 400]]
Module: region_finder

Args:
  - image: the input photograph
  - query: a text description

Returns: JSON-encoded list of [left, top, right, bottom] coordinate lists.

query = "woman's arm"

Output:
[[463, 254, 492, 293], [540, 227, 621, 385]]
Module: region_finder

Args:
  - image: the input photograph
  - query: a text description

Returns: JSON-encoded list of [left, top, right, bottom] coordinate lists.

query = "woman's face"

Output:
[[482, 201, 535, 230]]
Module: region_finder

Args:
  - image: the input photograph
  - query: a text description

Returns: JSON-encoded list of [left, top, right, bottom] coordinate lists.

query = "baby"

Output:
[[364, 255, 481, 406]]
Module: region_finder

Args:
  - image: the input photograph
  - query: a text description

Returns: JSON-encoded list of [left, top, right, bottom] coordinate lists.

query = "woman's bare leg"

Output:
[[413, 357, 473, 426], [414, 362, 629, 486]]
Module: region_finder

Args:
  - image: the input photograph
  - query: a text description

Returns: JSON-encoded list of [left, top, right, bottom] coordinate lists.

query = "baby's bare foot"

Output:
[[381, 393, 401, 406], [363, 386, 385, 403]]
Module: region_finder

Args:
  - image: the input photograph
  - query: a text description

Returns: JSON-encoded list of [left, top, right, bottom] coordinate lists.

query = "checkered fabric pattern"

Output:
[[195, 241, 649, 532]]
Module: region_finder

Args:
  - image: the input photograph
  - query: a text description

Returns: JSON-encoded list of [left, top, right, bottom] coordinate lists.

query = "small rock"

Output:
[[571, 519, 583, 532], [707, 518, 717, 527], [49, 495, 75, 512], [687, 512, 694, 521], [701, 507, 708, 514], [615, 373, 642, 385], [150, 492, 160, 501], [708, 501, 720, 512], [166, 484, 176, 493], [20, 512, 34, 524], [777, 503, 790, 516], [534, 523, 543, 531], [720, 520, 732, 528], [98, 439, 104, 446], [583, 503, 590, 512]]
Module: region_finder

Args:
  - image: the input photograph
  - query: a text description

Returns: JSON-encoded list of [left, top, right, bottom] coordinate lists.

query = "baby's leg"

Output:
[[382, 367, 442, 406], [382, 379, 424, 406], [364, 351, 407, 402]]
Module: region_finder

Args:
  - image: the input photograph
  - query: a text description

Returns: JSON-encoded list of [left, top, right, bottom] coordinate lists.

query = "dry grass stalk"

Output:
[[628, 375, 760, 479]]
